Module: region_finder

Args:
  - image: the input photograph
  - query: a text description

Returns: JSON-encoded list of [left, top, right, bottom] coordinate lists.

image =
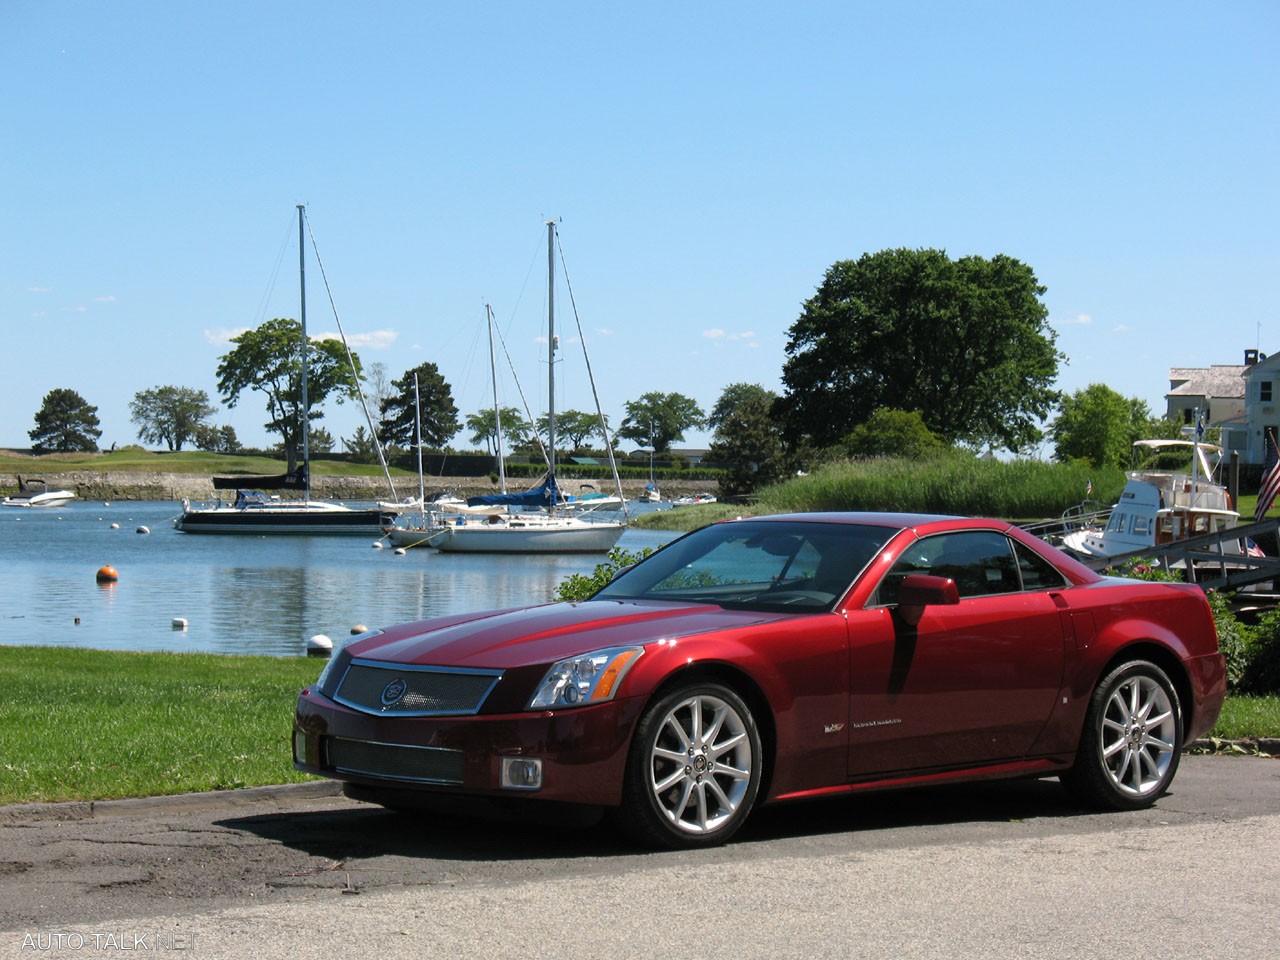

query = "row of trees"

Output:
[[25, 247, 1160, 491]]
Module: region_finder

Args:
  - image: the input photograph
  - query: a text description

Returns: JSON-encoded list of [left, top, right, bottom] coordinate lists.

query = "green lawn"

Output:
[[0, 647, 321, 805], [0, 448, 415, 478]]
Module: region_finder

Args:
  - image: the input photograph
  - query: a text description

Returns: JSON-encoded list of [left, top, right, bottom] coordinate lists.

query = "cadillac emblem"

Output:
[[380, 677, 408, 707]]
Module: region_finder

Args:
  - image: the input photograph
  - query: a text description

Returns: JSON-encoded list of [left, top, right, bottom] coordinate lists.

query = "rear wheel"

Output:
[[616, 683, 763, 849], [1061, 660, 1183, 810]]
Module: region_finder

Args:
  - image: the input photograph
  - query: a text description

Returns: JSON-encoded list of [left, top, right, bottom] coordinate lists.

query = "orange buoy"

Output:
[[96, 565, 119, 583]]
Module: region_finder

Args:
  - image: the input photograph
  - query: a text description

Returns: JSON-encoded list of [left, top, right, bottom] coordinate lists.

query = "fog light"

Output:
[[293, 730, 308, 764], [500, 757, 543, 791]]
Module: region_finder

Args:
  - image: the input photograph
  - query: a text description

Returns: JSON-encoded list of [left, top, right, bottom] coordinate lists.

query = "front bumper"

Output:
[[293, 686, 644, 807]]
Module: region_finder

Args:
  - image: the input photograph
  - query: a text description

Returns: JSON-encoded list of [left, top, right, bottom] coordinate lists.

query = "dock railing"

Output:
[[1074, 518, 1280, 591]]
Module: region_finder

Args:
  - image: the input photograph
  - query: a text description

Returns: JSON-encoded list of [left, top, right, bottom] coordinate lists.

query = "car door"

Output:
[[845, 530, 1069, 777]]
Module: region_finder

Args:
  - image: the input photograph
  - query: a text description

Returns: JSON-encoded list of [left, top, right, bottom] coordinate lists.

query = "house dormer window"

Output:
[[1262, 381, 1273, 403]]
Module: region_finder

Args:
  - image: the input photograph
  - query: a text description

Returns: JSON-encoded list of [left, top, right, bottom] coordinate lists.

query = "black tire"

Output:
[[615, 683, 763, 849], [1061, 660, 1183, 810]]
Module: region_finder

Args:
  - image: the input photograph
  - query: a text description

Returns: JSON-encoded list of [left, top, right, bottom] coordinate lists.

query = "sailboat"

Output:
[[175, 206, 397, 535], [428, 222, 627, 554]]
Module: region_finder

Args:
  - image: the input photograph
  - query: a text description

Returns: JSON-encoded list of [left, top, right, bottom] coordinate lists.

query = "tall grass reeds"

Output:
[[754, 453, 1126, 521]]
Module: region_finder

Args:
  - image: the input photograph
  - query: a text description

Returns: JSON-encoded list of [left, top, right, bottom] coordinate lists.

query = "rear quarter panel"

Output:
[[1054, 577, 1224, 744]]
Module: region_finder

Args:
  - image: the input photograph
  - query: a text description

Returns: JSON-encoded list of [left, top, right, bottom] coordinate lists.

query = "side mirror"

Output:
[[896, 573, 960, 626]]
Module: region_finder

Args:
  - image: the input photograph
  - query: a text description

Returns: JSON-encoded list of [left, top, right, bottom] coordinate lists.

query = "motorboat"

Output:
[[1, 479, 76, 508], [1059, 439, 1242, 560], [672, 493, 717, 507]]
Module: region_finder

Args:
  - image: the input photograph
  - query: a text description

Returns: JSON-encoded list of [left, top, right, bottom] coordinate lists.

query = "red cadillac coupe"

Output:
[[293, 513, 1226, 848]]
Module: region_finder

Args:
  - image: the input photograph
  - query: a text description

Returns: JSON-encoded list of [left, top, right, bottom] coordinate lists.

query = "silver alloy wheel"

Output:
[[647, 692, 754, 836], [1099, 672, 1178, 797]]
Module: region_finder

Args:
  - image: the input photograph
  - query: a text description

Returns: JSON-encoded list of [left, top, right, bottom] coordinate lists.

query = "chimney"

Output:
[[1246, 349, 1260, 366]]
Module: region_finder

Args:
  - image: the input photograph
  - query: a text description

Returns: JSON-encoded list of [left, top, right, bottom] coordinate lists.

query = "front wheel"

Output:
[[1061, 660, 1183, 810], [615, 683, 763, 849]]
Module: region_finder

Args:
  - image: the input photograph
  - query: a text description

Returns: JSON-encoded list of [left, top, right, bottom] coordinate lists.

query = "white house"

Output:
[[1166, 349, 1280, 464]]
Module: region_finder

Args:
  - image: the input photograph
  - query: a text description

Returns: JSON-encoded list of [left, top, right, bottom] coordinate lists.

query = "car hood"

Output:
[[345, 599, 793, 670]]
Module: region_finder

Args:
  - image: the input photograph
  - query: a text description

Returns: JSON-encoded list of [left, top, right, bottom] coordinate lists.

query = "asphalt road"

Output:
[[1, 756, 1277, 959]]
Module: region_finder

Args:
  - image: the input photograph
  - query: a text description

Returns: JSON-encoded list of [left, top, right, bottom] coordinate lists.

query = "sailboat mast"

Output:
[[297, 203, 310, 501], [546, 220, 557, 512], [487, 303, 507, 493], [413, 373, 424, 516]]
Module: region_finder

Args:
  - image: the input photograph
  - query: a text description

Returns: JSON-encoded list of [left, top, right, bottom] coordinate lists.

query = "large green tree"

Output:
[[193, 424, 241, 454], [215, 317, 362, 473], [378, 361, 459, 450], [618, 391, 705, 454], [536, 409, 610, 452], [775, 248, 1062, 452], [845, 408, 944, 460], [467, 406, 532, 456], [705, 383, 786, 498], [29, 388, 102, 452], [1050, 384, 1152, 468], [129, 385, 217, 452]]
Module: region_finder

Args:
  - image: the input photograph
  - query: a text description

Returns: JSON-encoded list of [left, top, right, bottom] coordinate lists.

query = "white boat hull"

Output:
[[1059, 466, 1241, 561], [176, 500, 393, 535], [433, 517, 626, 554], [1, 490, 76, 508]]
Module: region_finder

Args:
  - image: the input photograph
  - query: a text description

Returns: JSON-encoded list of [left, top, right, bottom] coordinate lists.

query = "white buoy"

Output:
[[350, 624, 368, 635], [394, 547, 407, 556], [371, 540, 384, 549], [110, 522, 120, 530], [135, 525, 150, 535], [172, 618, 188, 630], [306, 634, 333, 658]]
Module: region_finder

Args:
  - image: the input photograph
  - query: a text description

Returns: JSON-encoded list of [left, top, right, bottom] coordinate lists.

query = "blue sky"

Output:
[[2, 1, 1276, 455]]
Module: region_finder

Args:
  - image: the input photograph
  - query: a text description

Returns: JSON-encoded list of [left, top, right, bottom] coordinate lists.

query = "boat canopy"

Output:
[[467, 478, 565, 508], [212, 466, 308, 491]]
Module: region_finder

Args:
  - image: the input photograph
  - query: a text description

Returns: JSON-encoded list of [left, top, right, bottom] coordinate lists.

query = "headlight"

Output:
[[315, 628, 384, 691], [527, 646, 643, 710]]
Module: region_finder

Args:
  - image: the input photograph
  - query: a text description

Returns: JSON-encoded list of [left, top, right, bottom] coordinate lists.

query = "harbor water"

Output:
[[0, 501, 675, 658]]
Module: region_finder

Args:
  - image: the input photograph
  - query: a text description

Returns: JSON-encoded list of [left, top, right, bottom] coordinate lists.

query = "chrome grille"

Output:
[[327, 738, 464, 785], [333, 660, 502, 716]]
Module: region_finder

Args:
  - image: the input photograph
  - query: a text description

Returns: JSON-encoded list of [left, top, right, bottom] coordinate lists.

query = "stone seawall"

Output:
[[1, 472, 718, 503]]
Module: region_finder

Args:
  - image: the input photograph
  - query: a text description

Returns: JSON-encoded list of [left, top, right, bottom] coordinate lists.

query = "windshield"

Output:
[[595, 519, 896, 612]]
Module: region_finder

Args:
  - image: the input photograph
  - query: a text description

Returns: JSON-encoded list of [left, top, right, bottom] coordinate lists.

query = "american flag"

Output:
[[1256, 432, 1280, 521]]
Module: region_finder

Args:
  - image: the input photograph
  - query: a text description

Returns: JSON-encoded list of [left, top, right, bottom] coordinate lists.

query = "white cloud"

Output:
[[703, 328, 757, 342], [204, 326, 250, 345], [1055, 313, 1093, 326], [316, 328, 398, 350], [703, 328, 727, 340], [94, 294, 118, 303], [27, 286, 52, 294]]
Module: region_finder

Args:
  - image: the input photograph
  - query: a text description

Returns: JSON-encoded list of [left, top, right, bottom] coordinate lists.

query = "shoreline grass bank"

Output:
[[1, 646, 1274, 807], [0, 647, 320, 805]]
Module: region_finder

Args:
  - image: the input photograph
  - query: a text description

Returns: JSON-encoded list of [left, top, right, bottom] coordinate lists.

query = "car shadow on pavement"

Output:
[[739, 776, 1088, 845], [216, 776, 1095, 864]]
